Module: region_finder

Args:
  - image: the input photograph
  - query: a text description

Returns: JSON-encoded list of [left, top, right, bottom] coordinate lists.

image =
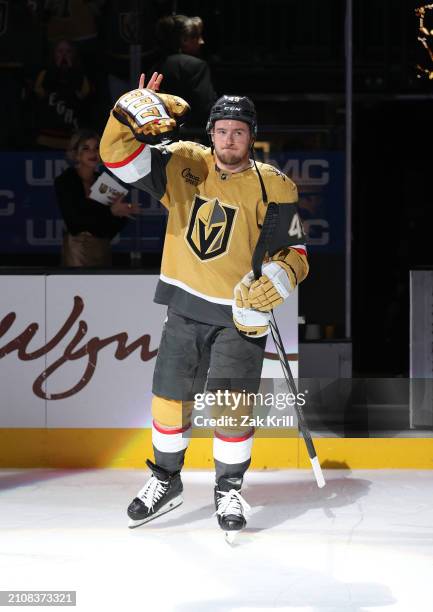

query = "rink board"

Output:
[[0, 430, 432, 468], [0, 274, 297, 427], [2, 274, 432, 469], [0, 273, 300, 468]]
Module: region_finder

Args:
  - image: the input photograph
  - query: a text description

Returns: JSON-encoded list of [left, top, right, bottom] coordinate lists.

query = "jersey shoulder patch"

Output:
[[256, 161, 298, 201], [164, 140, 210, 163], [161, 140, 210, 185], [256, 161, 296, 185]]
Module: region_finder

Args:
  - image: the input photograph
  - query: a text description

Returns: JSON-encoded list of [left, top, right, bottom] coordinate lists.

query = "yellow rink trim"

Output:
[[0, 429, 432, 469]]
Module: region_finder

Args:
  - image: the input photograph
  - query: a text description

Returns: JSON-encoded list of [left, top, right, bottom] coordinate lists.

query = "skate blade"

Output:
[[128, 495, 183, 529], [224, 530, 240, 545]]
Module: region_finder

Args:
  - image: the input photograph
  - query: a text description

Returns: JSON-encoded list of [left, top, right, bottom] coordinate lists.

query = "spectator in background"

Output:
[[55, 129, 139, 267], [100, 0, 175, 104], [149, 15, 217, 128], [40, 0, 105, 76], [37, 0, 108, 130], [33, 39, 94, 149]]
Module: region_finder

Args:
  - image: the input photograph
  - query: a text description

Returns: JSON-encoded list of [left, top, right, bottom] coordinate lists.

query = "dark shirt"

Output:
[[34, 66, 92, 148], [54, 167, 127, 239], [152, 53, 216, 126]]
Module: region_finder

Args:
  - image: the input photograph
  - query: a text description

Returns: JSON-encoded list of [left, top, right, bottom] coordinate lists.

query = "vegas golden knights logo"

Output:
[[186, 196, 238, 261]]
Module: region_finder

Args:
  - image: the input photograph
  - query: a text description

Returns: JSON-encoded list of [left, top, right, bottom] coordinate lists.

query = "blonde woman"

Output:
[[55, 129, 139, 267]]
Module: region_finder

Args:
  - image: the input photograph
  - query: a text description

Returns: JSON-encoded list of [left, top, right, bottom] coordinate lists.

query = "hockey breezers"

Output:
[[252, 202, 325, 489]]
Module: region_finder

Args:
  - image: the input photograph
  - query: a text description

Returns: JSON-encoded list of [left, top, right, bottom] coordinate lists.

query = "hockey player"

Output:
[[100, 73, 308, 541]]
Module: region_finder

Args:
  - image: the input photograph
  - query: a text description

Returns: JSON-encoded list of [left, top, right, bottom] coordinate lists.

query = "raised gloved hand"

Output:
[[112, 88, 190, 145], [248, 261, 295, 312]]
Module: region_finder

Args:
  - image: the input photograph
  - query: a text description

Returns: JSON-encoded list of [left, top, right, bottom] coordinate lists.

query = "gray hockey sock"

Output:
[[153, 446, 187, 474]]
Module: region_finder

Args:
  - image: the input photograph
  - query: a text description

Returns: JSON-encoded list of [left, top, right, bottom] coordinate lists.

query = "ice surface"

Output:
[[1, 469, 432, 611]]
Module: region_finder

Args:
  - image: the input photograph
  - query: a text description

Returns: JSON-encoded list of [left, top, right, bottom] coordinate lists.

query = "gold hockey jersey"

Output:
[[100, 116, 308, 326]]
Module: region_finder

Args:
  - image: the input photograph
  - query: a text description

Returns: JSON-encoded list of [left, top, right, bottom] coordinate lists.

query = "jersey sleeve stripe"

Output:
[[291, 246, 307, 255], [104, 143, 146, 168], [103, 144, 152, 183]]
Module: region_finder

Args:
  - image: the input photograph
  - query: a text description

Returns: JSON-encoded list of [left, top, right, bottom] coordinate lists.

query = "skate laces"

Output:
[[215, 488, 251, 517], [137, 475, 169, 510]]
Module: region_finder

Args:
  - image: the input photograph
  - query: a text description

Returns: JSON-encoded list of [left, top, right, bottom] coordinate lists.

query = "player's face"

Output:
[[77, 138, 100, 170], [212, 120, 252, 168]]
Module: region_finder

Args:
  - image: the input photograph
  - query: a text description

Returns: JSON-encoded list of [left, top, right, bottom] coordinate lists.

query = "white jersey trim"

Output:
[[159, 273, 234, 306], [107, 145, 152, 184]]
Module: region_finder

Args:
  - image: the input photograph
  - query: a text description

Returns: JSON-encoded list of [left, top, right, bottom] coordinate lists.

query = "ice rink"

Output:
[[1, 468, 433, 611]]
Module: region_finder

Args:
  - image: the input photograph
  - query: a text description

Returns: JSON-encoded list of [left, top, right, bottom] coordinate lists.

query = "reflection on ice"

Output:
[[1, 469, 432, 611]]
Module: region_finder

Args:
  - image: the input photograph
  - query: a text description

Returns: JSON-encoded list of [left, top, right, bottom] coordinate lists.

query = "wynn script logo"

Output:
[[0, 296, 158, 400]]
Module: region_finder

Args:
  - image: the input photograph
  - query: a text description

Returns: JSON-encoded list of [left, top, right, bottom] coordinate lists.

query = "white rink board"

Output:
[[0, 276, 46, 427], [44, 275, 163, 428], [0, 275, 298, 428]]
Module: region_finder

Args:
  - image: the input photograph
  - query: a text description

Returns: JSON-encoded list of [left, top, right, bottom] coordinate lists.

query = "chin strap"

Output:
[[251, 146, 268, 207]]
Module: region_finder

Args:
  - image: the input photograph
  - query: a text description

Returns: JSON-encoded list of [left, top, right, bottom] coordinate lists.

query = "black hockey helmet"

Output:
[[206, 95, 257, 138]]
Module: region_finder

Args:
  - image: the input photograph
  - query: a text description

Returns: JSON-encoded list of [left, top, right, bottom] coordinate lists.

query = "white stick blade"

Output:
[[310, 456, 326, 488]]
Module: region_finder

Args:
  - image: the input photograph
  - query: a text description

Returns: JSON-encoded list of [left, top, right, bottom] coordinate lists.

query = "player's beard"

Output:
[[214, 146, 249, 168]]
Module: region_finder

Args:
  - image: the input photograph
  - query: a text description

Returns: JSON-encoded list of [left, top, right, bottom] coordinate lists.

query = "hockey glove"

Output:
[[248, 261, 295, 312], [232, 304, 270, 338], [112, 88, 190, 145], [234, 271, 255, 309]]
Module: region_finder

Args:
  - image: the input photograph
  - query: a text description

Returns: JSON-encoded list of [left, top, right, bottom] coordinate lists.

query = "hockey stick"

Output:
[[252, 203, 326, 488]]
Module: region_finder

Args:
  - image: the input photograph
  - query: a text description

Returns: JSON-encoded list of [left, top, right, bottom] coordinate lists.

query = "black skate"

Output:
[[127, 459, 183, 528], [214, 476, 251, 544]]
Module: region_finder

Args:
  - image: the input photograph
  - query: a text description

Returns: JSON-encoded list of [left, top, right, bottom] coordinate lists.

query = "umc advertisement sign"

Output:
[[0, 152, 344, 254]]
